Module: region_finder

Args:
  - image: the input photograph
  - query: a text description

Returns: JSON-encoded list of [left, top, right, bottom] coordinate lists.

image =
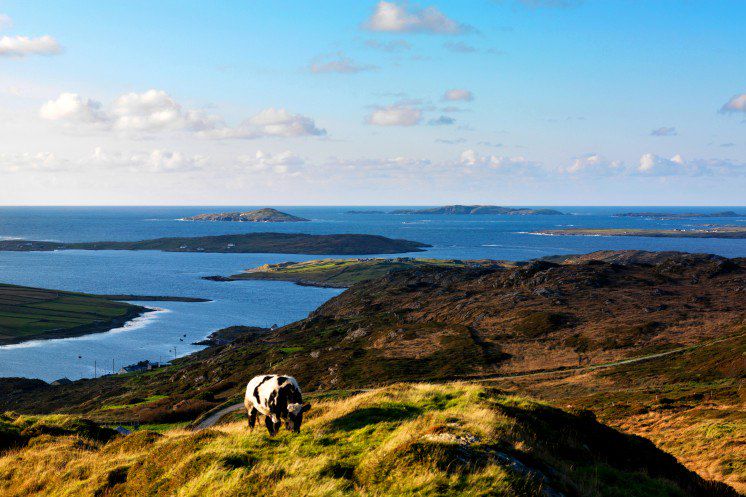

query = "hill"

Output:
[[391, 205, 564, 215], [0, 382, 736, 496], [228, 257, 505, 287], [181, 208, 309, 222], [1, 251, 743, 491], [0, 233, 430, 255]]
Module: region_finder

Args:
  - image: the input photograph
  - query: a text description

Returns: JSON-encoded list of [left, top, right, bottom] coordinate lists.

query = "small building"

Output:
[[118, 360, 159, 374]]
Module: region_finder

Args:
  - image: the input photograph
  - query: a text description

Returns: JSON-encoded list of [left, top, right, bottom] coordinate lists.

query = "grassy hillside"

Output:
[[0, 284, 147, 345], [0, 383, 735, 496], [231, 258, 504, 287]]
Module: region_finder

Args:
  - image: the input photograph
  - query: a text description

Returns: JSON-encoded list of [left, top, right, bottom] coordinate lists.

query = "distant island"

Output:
[[391, 205, 564, 215], [614, 211, 743, 219], [0, 233, 430, 255], [533, 227, 746, 239], [180, 208, 309, 222], [345, 210, 386, 215]]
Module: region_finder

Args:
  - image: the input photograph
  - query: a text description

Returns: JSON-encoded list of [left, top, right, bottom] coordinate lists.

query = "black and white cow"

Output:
[[244, 375, 311, 436]]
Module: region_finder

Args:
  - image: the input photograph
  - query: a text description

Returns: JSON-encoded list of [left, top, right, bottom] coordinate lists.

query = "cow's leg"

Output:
[[265, 415, 276, 436], [248, 407, 258, 429]]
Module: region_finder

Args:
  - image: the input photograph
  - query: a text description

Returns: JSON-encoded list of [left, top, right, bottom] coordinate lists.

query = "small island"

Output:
[[0, 233, 430, 255], [614, 211, 743, 220], [345, 210, 387, 215], [533, 227, 746, 239], [226, 257, 504, 287], [391, 205, 564, 215], [181, 208, 309, 222]]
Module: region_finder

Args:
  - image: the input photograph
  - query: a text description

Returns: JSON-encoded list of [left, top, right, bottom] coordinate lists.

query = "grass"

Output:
[[0, 382, 735, 496], [0, 284, 145, 345], [232, 257, 500, 287], [101, 395, 168, 411]]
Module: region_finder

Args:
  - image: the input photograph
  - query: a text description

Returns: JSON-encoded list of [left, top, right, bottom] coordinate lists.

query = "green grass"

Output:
[[0, 383, 732, 496], [101, 395, 168, 411], [0, 283, 144, 345]]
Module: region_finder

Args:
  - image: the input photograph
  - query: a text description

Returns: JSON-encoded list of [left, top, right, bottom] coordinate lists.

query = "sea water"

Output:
[[0, 206, 744, 380]]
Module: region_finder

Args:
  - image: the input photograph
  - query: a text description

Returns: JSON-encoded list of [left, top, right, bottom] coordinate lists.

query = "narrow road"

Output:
[[194, 335, 738, 430], [194, 402, 244, 430]]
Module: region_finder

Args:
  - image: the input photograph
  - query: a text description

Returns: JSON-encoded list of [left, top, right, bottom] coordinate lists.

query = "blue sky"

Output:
[[0, 0, 744, 205]]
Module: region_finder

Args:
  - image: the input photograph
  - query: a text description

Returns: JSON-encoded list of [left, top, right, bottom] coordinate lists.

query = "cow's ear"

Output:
[[302, 403, 311, 413]]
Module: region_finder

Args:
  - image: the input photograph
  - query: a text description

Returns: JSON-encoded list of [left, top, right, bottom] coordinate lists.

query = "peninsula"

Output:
[[0, 233, 430, 255], [228, 257, 505, 287], [391, 205, 564, 215], [180, 208, 308, 222], [533, 226, 746, 239]]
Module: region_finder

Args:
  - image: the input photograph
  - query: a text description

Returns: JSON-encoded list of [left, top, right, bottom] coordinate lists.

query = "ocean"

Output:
[[0, 206, 744, 381]]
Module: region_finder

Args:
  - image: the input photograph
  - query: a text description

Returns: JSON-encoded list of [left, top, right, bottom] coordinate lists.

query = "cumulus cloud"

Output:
[[443, 89, 473, 102], [308, 52, 376, 74], [40, 93, 108, 123], [459, 149, 542, 174], [0, 34, 61, 57], [719, 93, 746, 113], [41, 90, 325, 139], [366, 104, 423, 126], [0, 152, 69, 173], [637, 153, 686, 176], [364, 1, 470, 34], [563, 154, 623, 175], [650, 126, 677, 136], [239, 150, 305, 174], [364, 39, 411, 52], [90, 147, 206, 173]]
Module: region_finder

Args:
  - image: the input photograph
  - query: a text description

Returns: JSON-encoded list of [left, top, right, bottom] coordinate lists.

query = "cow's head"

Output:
[[286, 403, 311, 432]]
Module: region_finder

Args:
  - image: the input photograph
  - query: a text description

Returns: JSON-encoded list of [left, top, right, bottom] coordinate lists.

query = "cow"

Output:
[[244, 375, 311, 436]]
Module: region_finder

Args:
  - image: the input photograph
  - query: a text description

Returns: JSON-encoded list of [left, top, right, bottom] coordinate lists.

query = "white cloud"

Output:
[[308, 52, 376, 74], [443, 89, 473, 102], [366, 104, 423, 126], [89, 147, 206, 173], [650, 126, 677, 136], [564, 153, 623, 175], [459, 149, 542, 174], [240, 150, 305, 174], [720, 93, 746, 113], [40, 93, 108, 123], [637, 153, 686, 176], [0, 35, 61, 57], [364, 1, 469, 34], [0, 152, 69, 173], [41, 90, 325, 139], [0, 14, 12, 30]]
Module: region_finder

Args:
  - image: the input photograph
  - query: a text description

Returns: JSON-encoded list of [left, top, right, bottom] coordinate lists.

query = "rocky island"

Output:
[[181, 208, 309, 222], [0, 233, 430, 255], [533, 227, 746, 239], [391, 205, 564, 215]]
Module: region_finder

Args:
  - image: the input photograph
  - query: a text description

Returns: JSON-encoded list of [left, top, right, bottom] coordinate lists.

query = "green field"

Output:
[[230, 257, 505, 287], [0, 284, 146, 345]]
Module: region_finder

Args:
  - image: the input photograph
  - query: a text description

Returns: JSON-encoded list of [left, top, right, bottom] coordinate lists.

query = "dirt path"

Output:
[[194, 403, 244, 430]]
